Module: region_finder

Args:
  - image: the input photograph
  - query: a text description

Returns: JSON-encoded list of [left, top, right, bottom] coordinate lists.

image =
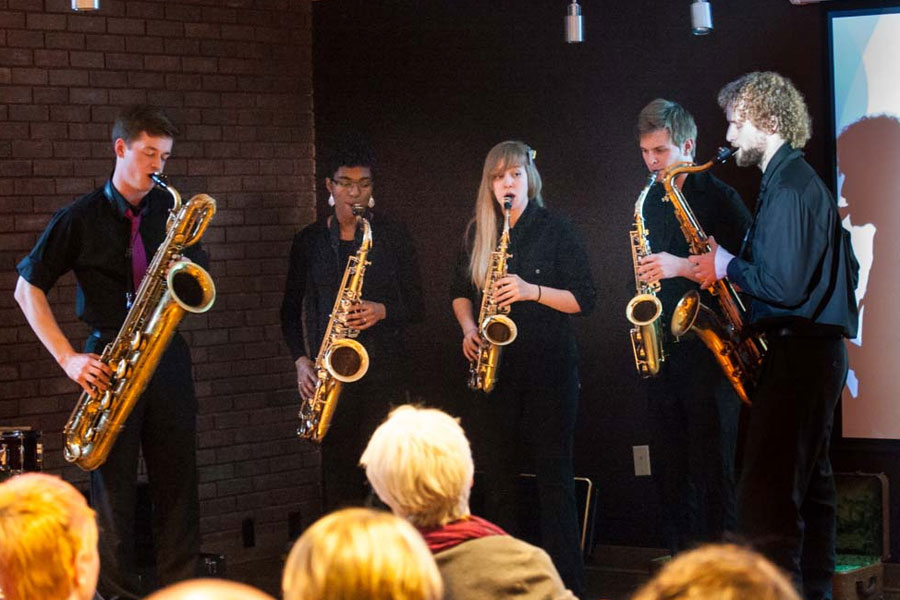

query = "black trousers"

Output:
[[470, 367, 585, 599], [319, 377, 408, 513], [738, 335, 847, 600], [647, 338, 740, 554], [86, 334, 201, 600]]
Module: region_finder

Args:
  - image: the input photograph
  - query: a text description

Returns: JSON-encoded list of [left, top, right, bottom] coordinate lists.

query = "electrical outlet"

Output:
[[633, 445, 651, 477]]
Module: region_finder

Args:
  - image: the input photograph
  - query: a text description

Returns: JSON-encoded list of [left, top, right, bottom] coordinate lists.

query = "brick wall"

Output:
[[0, 0, 318, 564]]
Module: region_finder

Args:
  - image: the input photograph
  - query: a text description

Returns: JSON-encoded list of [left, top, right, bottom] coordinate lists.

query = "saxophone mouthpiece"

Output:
[[715, 146, 736, 163], [503, 194, 514, 210], [351, 203, 366, 217], [149, 172, 168, 188]]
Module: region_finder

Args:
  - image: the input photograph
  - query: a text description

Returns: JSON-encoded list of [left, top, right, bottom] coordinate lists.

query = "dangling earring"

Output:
[[368, 196, 375, 208], [328, 194, 335, 207]]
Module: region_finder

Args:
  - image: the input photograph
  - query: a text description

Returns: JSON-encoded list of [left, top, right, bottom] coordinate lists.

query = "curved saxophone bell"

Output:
[[323, 337, 369, 383], [671, 290, 751, 405]]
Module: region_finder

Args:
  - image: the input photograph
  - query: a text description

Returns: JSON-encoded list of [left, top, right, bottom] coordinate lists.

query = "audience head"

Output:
[[0, 473, 99, 600], [283, 507, 442, 600], [361, 404, 474, 528], [631, 544, 800, 600], [145, 579, 276, 600]]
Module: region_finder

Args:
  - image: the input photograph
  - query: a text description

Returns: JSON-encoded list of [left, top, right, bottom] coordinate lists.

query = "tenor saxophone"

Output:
[[626, 171, 665, 377], [660, 147, 766, 405], [468, 196, 518, 393], [63, 174, 217, 471], [297, 205, 372, 443]]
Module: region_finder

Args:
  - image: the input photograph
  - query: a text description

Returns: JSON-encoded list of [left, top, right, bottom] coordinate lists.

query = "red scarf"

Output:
[[418, 515, 507, 553]]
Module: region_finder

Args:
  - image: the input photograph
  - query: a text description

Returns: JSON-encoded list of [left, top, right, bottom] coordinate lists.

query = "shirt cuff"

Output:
[[714, 246, 735, 280]]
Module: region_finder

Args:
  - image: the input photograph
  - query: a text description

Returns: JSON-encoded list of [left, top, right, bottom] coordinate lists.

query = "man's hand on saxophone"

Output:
[[60, 351, 112, 394], [688, 235, 735, 289], [637, 251, 694, 284], [295, 355, 318, 400], [345, 299, 386, 331]]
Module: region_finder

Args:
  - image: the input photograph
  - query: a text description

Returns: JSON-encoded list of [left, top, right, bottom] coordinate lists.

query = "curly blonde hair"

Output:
[[718, 72, 812, 149], [631, 544, 800, 600]]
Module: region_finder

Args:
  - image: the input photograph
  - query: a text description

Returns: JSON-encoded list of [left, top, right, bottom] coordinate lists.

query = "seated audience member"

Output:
[[360, 404, 576, 599], [631, 543, 800, 600], [145, 579, 275, 600], [282, 507, 442, 600], [0, 473, 100, 600]]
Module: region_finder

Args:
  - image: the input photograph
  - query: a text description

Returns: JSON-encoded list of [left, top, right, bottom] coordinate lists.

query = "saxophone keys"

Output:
[[98, 390, 113, 410]]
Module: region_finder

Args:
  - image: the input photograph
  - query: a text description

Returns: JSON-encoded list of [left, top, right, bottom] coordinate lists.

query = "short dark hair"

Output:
[[324, 133, 376, 180], [111, 105, 179, 145]]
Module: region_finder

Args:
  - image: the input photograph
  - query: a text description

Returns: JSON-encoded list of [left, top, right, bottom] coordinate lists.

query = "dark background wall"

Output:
[[312, 0, 900, 558], [1, 0, 316, 564]]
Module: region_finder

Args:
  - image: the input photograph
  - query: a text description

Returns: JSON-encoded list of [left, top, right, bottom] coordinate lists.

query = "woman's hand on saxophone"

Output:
[[462, 327, 483, 361], [296, 356, 318, 400], [346, 300, 386, 330], [493, 274, 538, 308], [60, 351, 112, 394]]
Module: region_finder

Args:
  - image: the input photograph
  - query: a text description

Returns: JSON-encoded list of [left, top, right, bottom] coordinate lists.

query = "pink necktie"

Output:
[[125, 209, 148, 294]]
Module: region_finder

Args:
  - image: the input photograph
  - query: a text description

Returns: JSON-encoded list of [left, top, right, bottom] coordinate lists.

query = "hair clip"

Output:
[[527, 147, 537, 162]]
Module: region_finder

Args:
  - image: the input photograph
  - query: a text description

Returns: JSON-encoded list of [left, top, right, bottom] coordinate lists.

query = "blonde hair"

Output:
[[146, 579, 276, 600], [468, 140, 543, 288], [637, 98, 698, 158], [361, 405, 474, 527], [282, 507, 442, 600], [631, 544, 800, 600], [717, 72, 812, 149], [0, 473, 98, 600]]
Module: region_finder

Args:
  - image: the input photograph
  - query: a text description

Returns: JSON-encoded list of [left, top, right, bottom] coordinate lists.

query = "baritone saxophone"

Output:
[[468, 196, 517, 393], [63, 173, 216, 471], [297, 205, 372, 443], [626, 171, 665, 377], [660, 147, 766, 405]]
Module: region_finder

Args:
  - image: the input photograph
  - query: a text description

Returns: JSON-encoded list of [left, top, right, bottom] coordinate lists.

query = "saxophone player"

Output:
[[450, 141, 596, 598], [14, 105, 205, 599], [634, 100, 751, 555], [690, 72, 859, 599], [280, 136, 424, 511]]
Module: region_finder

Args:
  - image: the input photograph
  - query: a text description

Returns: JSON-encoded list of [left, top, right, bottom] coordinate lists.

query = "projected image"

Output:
[[831, 7, 900, 439]]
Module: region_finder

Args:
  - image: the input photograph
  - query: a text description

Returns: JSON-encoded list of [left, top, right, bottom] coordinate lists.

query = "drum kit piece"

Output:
[[0, 426, 43, 482]]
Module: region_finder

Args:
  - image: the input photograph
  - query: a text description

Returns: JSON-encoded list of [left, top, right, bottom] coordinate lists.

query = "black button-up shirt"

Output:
[[452, 201, 597, 385], [280, 213, 425, 383], [726, 144, 859, 337], [17, 180, 208, 334]]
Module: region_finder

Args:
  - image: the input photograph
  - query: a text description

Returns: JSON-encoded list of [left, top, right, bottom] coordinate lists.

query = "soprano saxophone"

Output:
[[468, 196, 517, 393], [660, 147, 765, 405], [626, 171, 665, 377], [297, 205, 372, 443], [64, 174, 217, 471]]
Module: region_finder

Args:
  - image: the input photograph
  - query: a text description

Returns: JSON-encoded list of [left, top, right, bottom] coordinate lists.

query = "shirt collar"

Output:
[[760, 143, 802, 195], [103, 179, 147, 218]]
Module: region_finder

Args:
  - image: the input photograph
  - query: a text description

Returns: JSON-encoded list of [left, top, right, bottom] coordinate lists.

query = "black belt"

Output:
[[763, 323, 844, 339]]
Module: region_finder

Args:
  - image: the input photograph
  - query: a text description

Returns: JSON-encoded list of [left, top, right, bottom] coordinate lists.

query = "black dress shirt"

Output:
[[642, 171, 751, 349], [451, 201, 596, 385], [280, 213, 425, 382], [726, 144, 859, 337], [17, 180, 208, 335]]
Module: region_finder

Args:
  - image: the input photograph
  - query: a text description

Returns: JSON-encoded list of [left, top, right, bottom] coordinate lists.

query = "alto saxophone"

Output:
[[660, 147, 766, 405], [468, 196, 518, 393], [297, 205, 372, 443], [626, 171, 665, 377], [64, 174, 217, 471]]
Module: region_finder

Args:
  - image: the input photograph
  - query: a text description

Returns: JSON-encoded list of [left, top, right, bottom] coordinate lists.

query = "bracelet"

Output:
[[536, 284, 542, 304]]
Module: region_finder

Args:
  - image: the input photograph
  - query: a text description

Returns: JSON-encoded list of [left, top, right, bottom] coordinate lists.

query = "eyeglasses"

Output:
[[331, 178, 373, 191]]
